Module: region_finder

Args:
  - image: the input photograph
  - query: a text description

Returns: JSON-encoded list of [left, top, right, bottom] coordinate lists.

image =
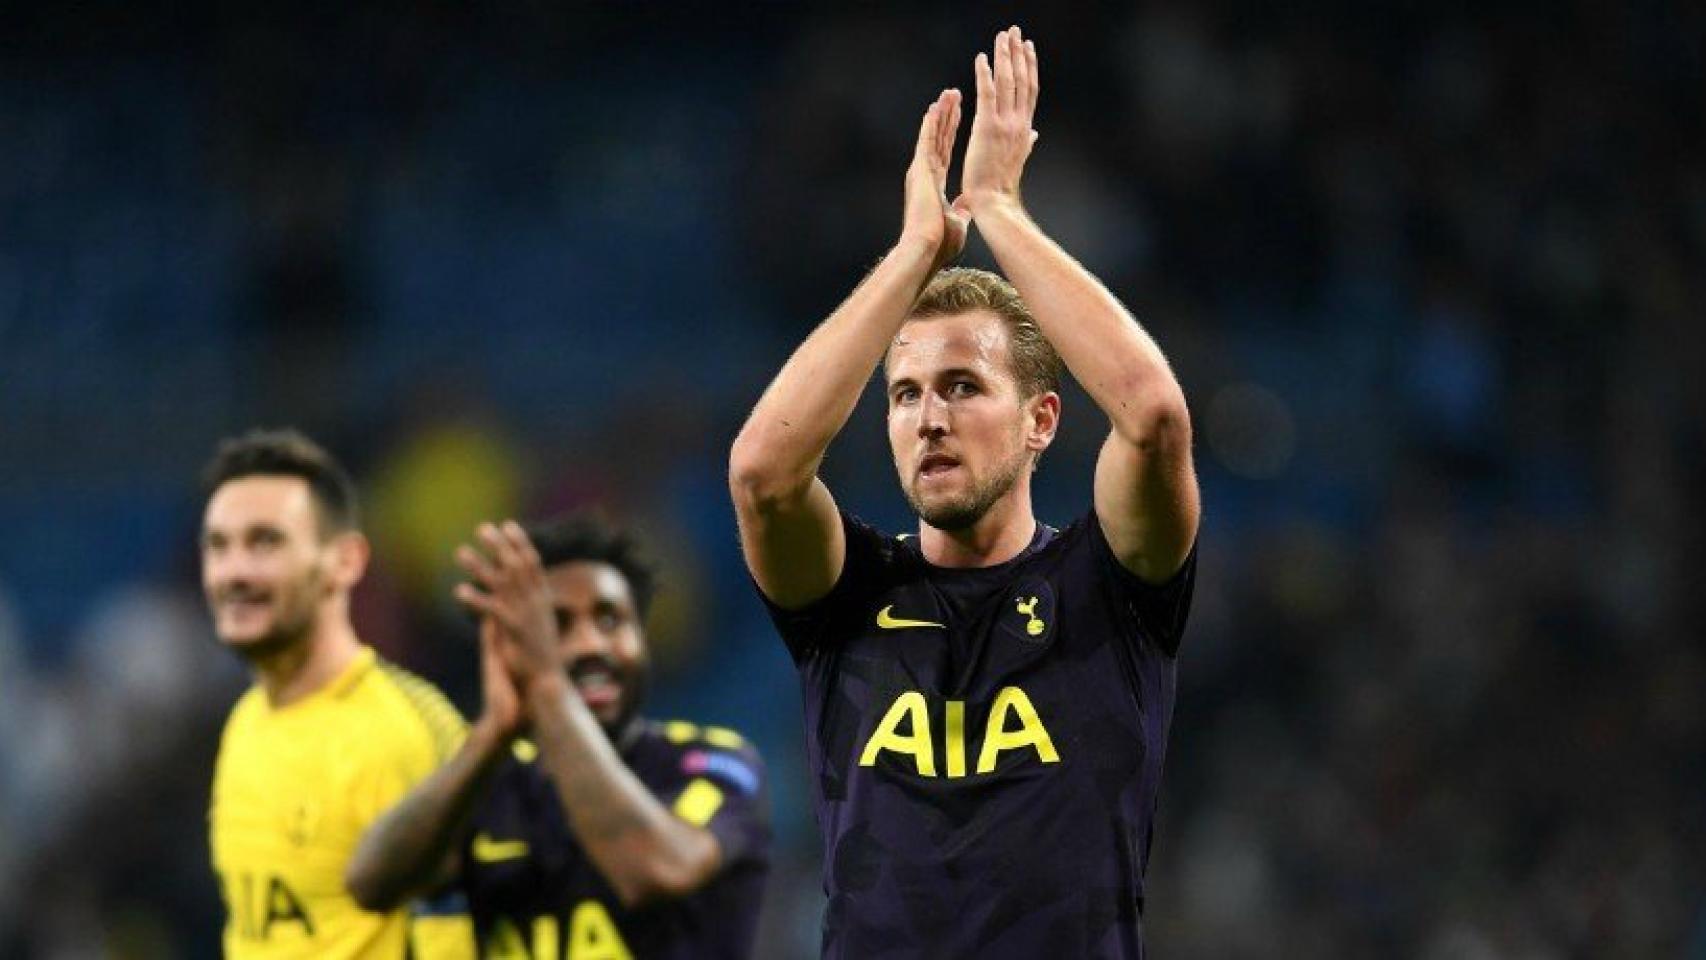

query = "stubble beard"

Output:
[[215, 568, 325, 664], [606, 666, 650, 746], [576, 657, 650, 748], [904, 447, 1030, 532]]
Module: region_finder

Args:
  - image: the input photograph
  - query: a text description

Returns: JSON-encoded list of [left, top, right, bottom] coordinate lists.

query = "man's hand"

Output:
[[453, 521, 558, 687], [960, 26, 1039, 216], [474, 617, 525, 740], [901, 87, 968, 273], [346, 609, 523, 913]]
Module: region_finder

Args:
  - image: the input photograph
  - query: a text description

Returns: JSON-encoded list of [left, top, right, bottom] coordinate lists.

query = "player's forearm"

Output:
[[525, 675, 719, 908], [730, 237, 939, 506], [973, 199, 1190, 445], [344, 722, 510, 911]]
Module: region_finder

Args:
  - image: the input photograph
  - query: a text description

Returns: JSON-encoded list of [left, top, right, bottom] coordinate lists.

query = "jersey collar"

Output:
[[327, 645, 377, 699]]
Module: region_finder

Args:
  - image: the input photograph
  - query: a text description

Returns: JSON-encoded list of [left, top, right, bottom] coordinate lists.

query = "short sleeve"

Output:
[[353, 667, 469, 825], [664, 738, 772, 869], [381, 663, 470, 765], [755, 511, 899, 660], [1086, 510, 1198, 658]]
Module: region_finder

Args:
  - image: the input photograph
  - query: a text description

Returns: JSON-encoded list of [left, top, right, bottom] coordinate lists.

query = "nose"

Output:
[[563, 618, 613, 660], [206, 550, 256, 589], [917, 391, 949, 439]]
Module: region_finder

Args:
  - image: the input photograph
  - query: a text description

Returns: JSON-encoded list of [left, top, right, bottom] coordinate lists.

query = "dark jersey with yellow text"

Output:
[[762, 510, 1195, 959], [458, 720, 770, 959]]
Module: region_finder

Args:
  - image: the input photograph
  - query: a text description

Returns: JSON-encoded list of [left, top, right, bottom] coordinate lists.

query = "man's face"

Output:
[[201, 476, 333, 658], [545, 560, 650, 737], [885, 310, 1049, 531]]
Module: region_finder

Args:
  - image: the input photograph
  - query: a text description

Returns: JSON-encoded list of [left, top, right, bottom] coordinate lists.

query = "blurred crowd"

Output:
[[1, 2, 1701, 957]]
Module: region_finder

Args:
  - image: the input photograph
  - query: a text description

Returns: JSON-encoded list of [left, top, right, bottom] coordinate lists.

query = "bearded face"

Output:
[[902, 441, 1031, 531], [886, 310, 1051, 533], [542, 561, 651, 739]]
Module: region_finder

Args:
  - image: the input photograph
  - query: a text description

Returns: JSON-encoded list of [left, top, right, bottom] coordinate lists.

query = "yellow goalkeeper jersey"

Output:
[[209, 645, 468, 959]]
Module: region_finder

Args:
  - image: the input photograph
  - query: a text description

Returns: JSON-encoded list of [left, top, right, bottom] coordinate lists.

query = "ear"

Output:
[[1025, 391, 1061, 453], [325, 531, 371, 592]]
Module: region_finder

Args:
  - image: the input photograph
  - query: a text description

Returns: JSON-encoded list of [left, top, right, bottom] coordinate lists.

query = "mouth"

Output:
[[217, 591, 273, 621], [569, 658, 623, 711], [917, 453, 961, 480]]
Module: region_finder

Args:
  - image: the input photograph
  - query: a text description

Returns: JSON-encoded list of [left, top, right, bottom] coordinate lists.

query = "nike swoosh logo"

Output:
[[471, 834, 529, 863], [876, 605, 945, 630]]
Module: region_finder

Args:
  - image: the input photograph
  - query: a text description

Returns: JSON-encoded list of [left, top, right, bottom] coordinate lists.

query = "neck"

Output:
[[917, 482, 1037, 568], [252, 613, 363, 709]]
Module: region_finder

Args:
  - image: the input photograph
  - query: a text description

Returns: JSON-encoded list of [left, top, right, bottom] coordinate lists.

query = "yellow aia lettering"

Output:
[[976, 686, 1061, 773], [483, 902, 633, 960], [223, 871, 314, 941], [859, 686, 1060, 777], [567, 901, 632, 960], [858, 691, 936, 776], [482, 917, 528, 958]]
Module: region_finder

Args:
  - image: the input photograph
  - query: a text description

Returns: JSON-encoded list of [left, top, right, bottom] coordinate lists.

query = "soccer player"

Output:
[[345, 514, 772, 959], [728, 26, 1200, 958], [203, 429, 470, 958]]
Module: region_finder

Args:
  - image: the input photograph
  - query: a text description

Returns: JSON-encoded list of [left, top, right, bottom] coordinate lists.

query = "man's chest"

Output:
[[832, 559, 1125, 702], [209, 720, 379, 948], [465, 763, 650, 914], [818, 569, 1142, 785], [466, 768, 673, 959], [211, 718, 374, 866]]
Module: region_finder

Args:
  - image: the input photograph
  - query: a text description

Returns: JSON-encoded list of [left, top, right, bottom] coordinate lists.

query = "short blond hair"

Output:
[[904, 267, 1063, 398]]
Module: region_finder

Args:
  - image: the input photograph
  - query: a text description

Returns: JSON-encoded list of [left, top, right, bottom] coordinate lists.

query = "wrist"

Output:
[[523, 670, 571, 703], [468, 716, 516, 753], [891, 232, 942, 266], [962, 189, 1025, 222]]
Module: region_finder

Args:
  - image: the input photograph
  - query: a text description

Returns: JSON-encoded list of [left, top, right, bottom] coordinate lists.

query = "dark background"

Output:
[[1, 2, 1701, 956]]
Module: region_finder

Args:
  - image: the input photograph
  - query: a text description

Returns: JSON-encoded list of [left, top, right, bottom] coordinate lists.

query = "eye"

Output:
[[596, 609, 622, 632], [893, 386, 920, 405], [251, 529, 284, 551], [950, 380, 979, 398]]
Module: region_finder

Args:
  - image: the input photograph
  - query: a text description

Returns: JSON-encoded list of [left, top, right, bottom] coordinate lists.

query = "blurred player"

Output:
[[729, 26, 1199, 958], [346, 514, 772, 958], [202, 429, 470, 958]]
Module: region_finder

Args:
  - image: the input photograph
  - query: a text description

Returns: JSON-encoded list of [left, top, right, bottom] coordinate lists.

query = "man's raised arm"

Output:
[[345, 622, 520, 911], [729, 89, 968, 610], [960, 27, 1199, 583], [454, 523, 725, 909]]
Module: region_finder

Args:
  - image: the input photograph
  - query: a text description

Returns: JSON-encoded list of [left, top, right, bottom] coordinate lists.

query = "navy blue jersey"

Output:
[[762, 509, 1195, 959], [458, 720, 771, 959]]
